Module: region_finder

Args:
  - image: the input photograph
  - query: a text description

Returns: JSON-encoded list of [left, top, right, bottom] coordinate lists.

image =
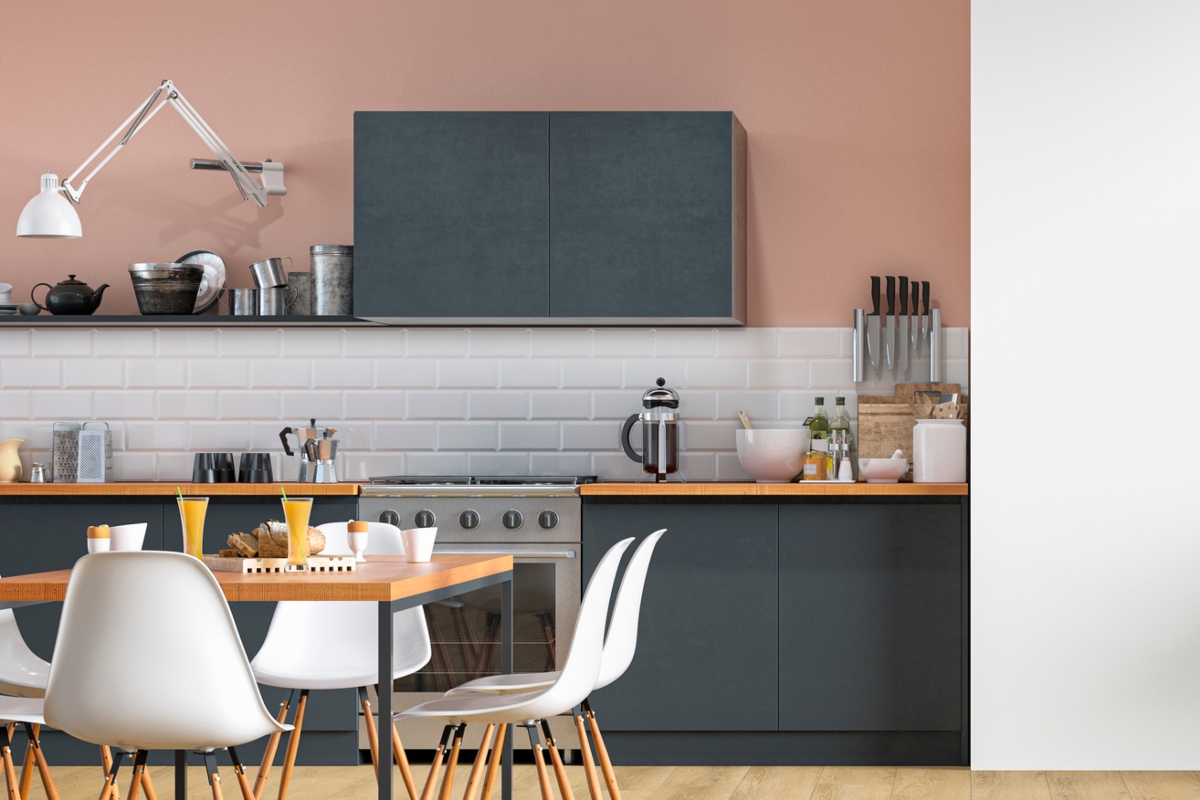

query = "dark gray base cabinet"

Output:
[[354, 111, 746, 325], [582, 497, 969, 766], [0, 496, 360, 767]]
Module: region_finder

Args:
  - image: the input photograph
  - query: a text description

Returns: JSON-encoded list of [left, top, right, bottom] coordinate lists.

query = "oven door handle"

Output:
[[435, 549, 577, 559]]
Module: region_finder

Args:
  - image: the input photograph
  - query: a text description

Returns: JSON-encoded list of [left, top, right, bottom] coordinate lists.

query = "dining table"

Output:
[[0, 553, 516, 800]]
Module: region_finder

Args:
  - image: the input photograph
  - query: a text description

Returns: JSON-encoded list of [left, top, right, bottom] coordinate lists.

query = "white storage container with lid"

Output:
[[912, 419, 966, 483]]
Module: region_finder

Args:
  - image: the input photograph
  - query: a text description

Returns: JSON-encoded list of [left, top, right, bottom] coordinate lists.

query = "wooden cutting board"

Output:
[[857, 383, 966, 481]]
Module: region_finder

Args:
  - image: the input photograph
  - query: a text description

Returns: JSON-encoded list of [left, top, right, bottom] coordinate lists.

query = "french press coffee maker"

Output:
[[621, 378, 680, 482]]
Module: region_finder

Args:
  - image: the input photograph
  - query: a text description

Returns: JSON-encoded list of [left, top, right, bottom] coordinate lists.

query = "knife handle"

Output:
[[899, 277, 909, 315], [922, 281, 930, 316], [885, 277, 896, 315], [870, 276, 880, 316], [912, 280, 920, 316]]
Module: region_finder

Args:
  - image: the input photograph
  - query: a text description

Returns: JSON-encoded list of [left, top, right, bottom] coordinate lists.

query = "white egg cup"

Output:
[[348, 529, 369, 562]]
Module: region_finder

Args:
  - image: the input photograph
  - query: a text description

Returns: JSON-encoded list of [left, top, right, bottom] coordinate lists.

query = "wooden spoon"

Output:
[[737, 410, 754, 430]]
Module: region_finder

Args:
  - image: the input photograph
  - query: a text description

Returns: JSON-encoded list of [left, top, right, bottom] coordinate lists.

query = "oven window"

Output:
[[395, 561, 558, 692]]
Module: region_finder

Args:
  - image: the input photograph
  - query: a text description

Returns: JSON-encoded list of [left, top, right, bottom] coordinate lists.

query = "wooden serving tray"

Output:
[[203, 555, 357, 574]]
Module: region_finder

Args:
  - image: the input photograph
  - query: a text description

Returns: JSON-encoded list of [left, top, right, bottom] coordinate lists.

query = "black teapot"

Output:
[[31, 275, 109, 315]]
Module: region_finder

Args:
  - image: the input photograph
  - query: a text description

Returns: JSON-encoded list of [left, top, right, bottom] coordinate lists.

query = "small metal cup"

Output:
[[257, 286, 291, 316], [229, 288, 257, 315], [249, 257, 289, 288], [30, 463, 47, 483]]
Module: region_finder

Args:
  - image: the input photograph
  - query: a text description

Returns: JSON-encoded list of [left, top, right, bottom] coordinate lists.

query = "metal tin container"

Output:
[[311, 245, 353, 315], [286, 271, 313, 315], [257, 286, 289, 316], [229, 288, 257, 315], [249, 257, 288, 288]]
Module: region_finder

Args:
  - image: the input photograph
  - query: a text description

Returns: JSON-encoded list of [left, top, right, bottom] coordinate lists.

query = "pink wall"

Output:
[[0, 0, 969, 325]]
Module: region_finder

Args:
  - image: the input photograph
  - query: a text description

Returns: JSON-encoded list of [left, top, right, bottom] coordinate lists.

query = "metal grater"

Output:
[[76, 422, 111, 483], [53, 422, 81, 483]]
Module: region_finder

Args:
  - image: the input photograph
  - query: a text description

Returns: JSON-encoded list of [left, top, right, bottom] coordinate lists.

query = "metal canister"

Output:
[[310, 245, 353, 315], [286, 271, 313, 315], [229, 288, 257, 315]]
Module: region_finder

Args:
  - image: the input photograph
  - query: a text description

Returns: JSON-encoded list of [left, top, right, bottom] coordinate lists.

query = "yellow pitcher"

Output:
[[0, 439, 22, 483]]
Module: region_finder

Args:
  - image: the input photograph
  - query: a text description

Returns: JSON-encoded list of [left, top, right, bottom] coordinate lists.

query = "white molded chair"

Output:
[[394, 536, 635, 800], [43, 551, 288, 800], [249, 521, 431, 800], [446, 529, 666, 800], [0, 696, 60, 800]]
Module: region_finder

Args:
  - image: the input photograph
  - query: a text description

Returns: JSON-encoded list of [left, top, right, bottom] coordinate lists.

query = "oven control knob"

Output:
[[415, 510, 436, 529], [379, 510, 400, 527], [503, 510, 523, 530], [538, 511, 560, 530], [459, 510, 480, 530]]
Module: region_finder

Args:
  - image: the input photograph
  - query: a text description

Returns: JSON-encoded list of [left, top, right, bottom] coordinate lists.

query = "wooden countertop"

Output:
[[581, 482, 968, 496], [0, 482, 360, 497]]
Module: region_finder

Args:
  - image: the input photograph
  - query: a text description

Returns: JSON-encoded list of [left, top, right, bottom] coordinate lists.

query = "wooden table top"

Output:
[[0, 554, 513, 603], [581, 482, 969, 496]]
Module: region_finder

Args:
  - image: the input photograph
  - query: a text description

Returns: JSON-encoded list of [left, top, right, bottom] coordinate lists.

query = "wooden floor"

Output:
[[21, 765, 1200, 800]]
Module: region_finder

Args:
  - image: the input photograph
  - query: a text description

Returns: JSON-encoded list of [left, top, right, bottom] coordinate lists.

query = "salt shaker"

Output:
[[29, 463, 46, 483]]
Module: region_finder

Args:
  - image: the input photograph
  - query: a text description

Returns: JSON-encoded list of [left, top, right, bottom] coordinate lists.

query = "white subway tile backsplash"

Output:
[[32, 330, 92, 357], [405, 391, 464, 419], [157, 391, 218, 419], [593, 330, 653, 357], [128, 359, 187, 388], [2, 359, 61, 388], [29, 390, 90, 419], [0, 326, 965, 481], [438, 359, 498, 388], [62, 359, 124, 388], [157, 330, 217, 357], [469, 391, 529, 419], [499, 422, 560, 450], [498, 359, 561, 388], [437, 421, 498, 451]]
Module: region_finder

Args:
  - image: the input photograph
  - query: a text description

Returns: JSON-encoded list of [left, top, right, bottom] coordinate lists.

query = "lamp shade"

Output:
[[17, 174, 82, 238]]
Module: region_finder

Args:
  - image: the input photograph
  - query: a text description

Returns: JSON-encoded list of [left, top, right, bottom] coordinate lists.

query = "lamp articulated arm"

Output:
[[60, 79, 285, 208]]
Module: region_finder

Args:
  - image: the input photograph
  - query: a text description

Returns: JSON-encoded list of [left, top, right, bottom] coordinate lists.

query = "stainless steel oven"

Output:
[[357, 476, 593, 750]]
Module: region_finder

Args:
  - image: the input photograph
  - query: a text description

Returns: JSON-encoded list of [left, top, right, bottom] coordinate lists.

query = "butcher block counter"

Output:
[[581, 481, 967, 496], [0, 482, 360, 496]]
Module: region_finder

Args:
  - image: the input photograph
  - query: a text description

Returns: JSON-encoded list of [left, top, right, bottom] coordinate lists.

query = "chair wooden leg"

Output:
[[253, 692, 292, 800], [459, 723, 493, 800], [527, 729, 554, 800], [574, 713, 602, 800], [391, 721, 419, 800], [275, 690, 308, 800], [17, 725, 33, 800], [126, 751, 147, 800], [141, 762, 159, 800], [100, 746, 121, 800], [436, 725, 465, 800], [419, 725, 453, 800], [540, 720, 575, 800], [478, 724, 505, 800], [97, 749, 124, 800], [203, 751, 225, 800], [358, 688, 381, 779], [3, 727, 21, 800], [22, 724, 60, 800], [583, 702, 621, 800], [227, 747, 256, 800]]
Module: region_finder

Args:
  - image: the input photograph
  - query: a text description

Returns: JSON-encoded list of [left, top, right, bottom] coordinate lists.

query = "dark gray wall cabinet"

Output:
[[354, 111, 746, 325]]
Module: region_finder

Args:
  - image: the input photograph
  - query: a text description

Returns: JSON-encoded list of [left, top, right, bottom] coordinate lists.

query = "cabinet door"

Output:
[[0, 500, 164, 660], [582, 502, 777, 731], [354, 111, 550, 318], [549, 112, 738, 319], [778, 504, 962, 731]]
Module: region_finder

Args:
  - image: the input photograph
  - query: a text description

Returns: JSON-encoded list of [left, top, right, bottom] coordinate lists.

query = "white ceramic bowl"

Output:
[[401, 527, 438, 563], [109, 522, 148, 551], [735, 428, 811, 483], [858, 456, 909, 483]]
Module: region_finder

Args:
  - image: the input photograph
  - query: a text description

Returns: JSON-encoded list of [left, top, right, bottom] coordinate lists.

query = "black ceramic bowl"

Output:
[[129, 263, 203, 315]]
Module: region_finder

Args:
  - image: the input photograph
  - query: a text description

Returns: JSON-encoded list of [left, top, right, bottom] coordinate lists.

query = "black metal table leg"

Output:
[[501, 577, 513, 800], [379, 600, 394, 800], [176, 749, 187, 799]]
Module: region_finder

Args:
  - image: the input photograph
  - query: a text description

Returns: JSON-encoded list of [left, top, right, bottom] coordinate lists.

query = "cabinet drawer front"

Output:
[[779, 504, 962, 731], [355, 112, 550, 318], [583, 502, 778, 731]]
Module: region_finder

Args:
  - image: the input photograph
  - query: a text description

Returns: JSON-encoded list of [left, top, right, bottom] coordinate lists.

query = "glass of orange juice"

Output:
[[281, 497, 314, 568], [177, 497, 208, 560]]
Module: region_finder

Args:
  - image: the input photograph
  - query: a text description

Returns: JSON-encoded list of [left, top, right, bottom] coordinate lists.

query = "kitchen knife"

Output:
[[884, 276, 896, 371], [921, 280, 931, 346], [910, 279, 921, 353], [866, 276, 881, 372], [897, 276, 909, 376]]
